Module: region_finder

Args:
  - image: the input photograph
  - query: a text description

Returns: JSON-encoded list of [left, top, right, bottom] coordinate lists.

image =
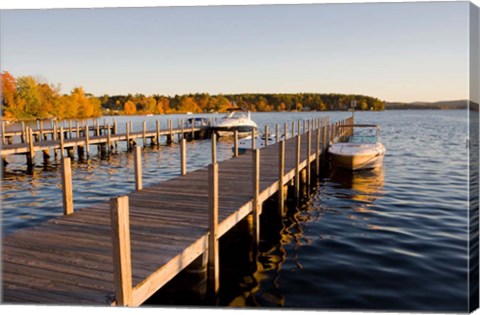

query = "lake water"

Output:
[[0, 110, 471, 311]]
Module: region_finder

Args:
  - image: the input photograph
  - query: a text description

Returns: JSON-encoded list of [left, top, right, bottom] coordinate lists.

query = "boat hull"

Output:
[[330, 152, 384, 171], [214, 126, 255, 137]]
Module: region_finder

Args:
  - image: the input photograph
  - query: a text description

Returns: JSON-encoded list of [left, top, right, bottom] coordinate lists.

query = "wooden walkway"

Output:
[[1, 127, 204, 156], [2, 117, 353, 306], [1, 119, 209, 167]]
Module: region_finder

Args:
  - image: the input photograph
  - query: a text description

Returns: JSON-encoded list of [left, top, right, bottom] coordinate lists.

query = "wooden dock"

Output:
[[2, 116, 353, 306], [1, 118, 210, 167]]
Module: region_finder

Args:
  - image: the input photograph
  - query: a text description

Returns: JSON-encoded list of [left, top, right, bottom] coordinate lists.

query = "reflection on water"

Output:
[[329, 167, 384, 203]]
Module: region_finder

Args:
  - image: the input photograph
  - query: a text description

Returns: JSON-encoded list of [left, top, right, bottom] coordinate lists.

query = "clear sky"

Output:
[[0, 1, 472, 102]]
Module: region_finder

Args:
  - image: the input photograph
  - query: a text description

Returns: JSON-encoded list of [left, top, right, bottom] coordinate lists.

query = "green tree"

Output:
[[16, 76, 43, 119]]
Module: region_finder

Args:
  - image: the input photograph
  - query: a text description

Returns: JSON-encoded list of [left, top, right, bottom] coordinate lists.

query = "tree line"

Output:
[[102, 92, 384, 115], [1, 71, 385, 120], [1, 72, 102, 120]]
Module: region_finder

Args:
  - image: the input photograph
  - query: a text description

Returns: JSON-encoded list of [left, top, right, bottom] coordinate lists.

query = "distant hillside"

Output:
[[385, 100, 468, 110]]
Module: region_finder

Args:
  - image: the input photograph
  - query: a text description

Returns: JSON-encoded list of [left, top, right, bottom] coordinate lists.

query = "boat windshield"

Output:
[[225, 111, 248, 119], [347, 128, 380, 144]]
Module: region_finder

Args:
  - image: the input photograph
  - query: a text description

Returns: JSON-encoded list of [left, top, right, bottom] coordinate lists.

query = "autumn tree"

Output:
[[1, 71, 17, 118], [178, 96, 201, 113], [124, 100, 137, 115]]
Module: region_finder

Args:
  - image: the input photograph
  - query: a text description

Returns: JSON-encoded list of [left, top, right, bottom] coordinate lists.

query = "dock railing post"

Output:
[[251, 127, 256, 150], [53, 123, 58, 141], [60, 127, 65, 158], [295, 133, 301, 201], [181, 139, 187, 175], [85, 124, 90, 157], [1, 121, 5, 145], [208, 132, 219, 294], [110, 195, 133, 306], [40, 121, 45, 140], [211, 133, 217, 164], [62, 157, 74, 215], [316, 126, 321, 177], [156, 120, 160, 145], [307, 129, 312, 186], [278, 140, 285, 216], [143, 120, 146, 147], [264, 125, 269, 147], [126, 122, 131, 151], [252, 148, 260, 251], [134, 146, 143, 191], [21, 121, 26, 143], [191, 119, 195, 140], [181, 119, 185, 141], [96, 121, 100, 137], [284, 122, 288, 140], [107, 125, 112, 153], [275, 124, 279, 143], [234, 130, 239, 157], [76, 121, 80, 138], [169, 119, 174, 144], [27, 127, 35, 167]]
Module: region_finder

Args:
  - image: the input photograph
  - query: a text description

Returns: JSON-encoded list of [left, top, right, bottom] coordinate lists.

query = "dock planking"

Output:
[[2, 117, 353, 306]]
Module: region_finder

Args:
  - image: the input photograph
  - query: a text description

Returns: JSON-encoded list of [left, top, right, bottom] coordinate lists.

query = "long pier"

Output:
[[1, 118, 210, 167], [2, 116, 353, 306]]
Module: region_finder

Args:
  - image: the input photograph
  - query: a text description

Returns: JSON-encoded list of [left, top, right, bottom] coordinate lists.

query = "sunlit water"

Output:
[[1, 110, 470, 311]]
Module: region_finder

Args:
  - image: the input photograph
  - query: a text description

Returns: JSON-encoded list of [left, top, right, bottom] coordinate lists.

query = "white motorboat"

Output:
[[213, 109, 257, 137], [328, 124, 385, 171]]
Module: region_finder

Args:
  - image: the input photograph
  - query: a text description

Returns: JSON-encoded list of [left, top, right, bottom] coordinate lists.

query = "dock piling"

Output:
[[234, 130, 239, 157], [156, 120, 160, 145], [27, 128, 35, 167], [307, 129, 312, 185], [1, 121, 5, 145], [60, 127, 65, 158], [110, 195, 133, 306], [295, 134, 301, 201], [208, 162, 219, 295], [143, 121, 146, 147], [252, 148, 261, 253], [181, 139, 187, 175], [62, 157, 74, 215], [126, 122, 131, 151], [134, 146, 143, 191], [264, 125, 269, 147]]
